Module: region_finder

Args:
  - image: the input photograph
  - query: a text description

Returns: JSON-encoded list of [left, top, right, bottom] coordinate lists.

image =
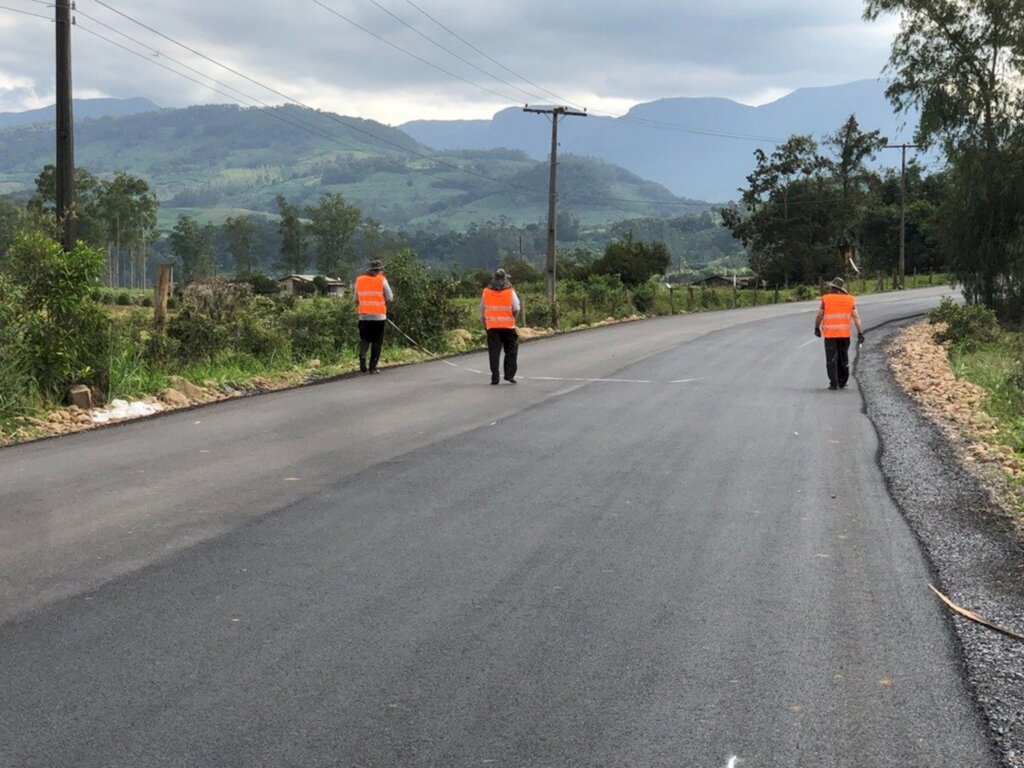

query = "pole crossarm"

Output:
[[523, 105, 587, 328]]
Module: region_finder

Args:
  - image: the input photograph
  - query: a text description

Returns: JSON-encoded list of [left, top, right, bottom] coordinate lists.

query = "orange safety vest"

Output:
[[482, 287, 516, 329], [355, 273, 387, 317], [820, 293, 856, 338]]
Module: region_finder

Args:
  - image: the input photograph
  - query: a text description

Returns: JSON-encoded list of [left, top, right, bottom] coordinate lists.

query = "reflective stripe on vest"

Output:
[[483, 287, 515, 329], [820, 293, 855, 338], [355, 273, 387, 317]]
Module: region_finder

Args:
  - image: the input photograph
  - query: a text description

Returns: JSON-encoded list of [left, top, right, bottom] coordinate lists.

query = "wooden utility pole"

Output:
[[523, 105, 587, 327], [55, 0, 76, 252], [885, 144, 919, 290]]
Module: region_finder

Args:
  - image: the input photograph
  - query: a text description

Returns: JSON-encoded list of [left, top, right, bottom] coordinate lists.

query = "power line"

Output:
[[402, 0, 582, 110], [0, 4, 53, 21], [88, 0, 544, 195], [66, 3, 711, 213], [362, 0, 541, 105], [311, 0, 524, 106], [397, 0, 781, 145], [74, 8, 367, 152], [588, 111, 788, 144]]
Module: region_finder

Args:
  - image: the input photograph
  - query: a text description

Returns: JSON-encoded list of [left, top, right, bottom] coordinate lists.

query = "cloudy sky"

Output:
[[0, 1, 900, 125]]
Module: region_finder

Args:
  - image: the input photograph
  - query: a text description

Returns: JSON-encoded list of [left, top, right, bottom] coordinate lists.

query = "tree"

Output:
[[355, 216, 406, 268], [96, 171, 158, 289], [591, 231, 671, 287], [823, 115, 887, 247], [0, 196, 26, 257], [224, 215, 257, 278], [169, 215, 216, 282], [29, 166, 158, 287], [865, 0, 1024, 316], [721, 135, 837, 286], [28, 165, 106, 248], [274, 195, 307, 275], [305, 192, 361, 277]]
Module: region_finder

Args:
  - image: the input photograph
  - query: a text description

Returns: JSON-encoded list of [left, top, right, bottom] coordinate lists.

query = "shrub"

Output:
[[0, 274, 34, 417], [246, 273, 280, 296], [385, 249, 462, 346], [115, 292, 132, 306], [929, 299, 1000, 349], [279, 298, 357, 360], [167, 279, 290, 362], [0, 232, 110, 397]]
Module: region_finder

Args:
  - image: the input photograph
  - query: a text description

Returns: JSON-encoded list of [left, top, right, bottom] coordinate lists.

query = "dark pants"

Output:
[[486, 328, 518, 383], [824, 336, 851, 388], [358, 319, 386, 371]]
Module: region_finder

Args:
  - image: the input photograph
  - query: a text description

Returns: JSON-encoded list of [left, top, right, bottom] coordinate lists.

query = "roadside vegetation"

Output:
[[928, 299, 1024, 483]]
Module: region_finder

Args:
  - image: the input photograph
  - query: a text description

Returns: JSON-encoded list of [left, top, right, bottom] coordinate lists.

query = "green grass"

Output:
[[949, 336, 1024, 455], [947, 331, 1024, 512]]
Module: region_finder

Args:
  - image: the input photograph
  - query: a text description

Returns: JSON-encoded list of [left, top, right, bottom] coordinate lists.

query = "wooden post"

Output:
[[687, 285, 694, 311], [652, 281, 658, 315], [773, 287, 779, 304], [154, 264, 172, 335], [731, 283, 737, 309], [669, 286, 676, 314]]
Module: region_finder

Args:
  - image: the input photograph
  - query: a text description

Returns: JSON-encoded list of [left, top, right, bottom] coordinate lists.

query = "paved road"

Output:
[[0, 287, 1000, 767]]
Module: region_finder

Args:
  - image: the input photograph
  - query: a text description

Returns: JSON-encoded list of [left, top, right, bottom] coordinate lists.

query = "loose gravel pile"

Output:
[[859, 320, 1024, 768]]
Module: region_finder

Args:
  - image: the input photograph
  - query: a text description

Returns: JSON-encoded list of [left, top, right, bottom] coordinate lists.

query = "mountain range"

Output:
[[0, 97, 159, 129], [401, 79, 926, 203], [0, 80, 928, 231]]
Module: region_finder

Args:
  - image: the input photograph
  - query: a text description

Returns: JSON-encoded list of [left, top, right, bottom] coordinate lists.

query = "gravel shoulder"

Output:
[[860, 320, 1024, 768]]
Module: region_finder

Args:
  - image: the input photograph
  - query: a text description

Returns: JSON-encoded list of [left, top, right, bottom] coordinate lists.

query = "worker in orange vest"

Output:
[[354, 259, 393, 374], [480, 268, 521, 385], [814, 277, 864, 390]]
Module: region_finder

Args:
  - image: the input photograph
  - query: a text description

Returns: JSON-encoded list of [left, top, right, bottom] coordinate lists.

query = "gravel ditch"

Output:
[[859, 319, 1024, 768]]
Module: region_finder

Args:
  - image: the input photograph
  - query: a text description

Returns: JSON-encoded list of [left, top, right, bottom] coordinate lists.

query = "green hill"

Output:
[[0, 103, 707, 230]]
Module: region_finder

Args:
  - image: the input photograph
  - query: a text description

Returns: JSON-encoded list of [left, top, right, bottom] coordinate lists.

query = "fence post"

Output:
[[154, 264, 172, 335], [687, 285, 694, 311], [669, 286, 676, 314], [731, 283, 737, 309]]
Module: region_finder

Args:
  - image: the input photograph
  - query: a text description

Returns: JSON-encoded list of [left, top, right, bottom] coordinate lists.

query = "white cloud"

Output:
[[0, 0, 898, 122]]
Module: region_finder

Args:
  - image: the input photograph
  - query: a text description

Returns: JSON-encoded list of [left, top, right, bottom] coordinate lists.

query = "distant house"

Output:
[[689, 274, 762, 289], [277, 274, 347, 298]]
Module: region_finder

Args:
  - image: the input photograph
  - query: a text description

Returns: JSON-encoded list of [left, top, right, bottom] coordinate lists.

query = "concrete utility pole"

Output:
[[55, 0, 76, 252], [885, 143, 919, 290], [523, 105, 587, 327]]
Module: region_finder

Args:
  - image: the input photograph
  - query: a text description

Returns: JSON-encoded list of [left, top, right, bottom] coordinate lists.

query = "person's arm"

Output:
[[480, 294, 487, 326], [382, 278, 393, 303], [852, 307, 864, 343], [511, 290, 521, 319], [814, 301, 824, 336]]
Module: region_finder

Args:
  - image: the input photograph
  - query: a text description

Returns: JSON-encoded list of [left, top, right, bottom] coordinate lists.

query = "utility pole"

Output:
[[885, 143, 919, 289], [55, 0, 76, 252], [523, 105, 587, 327]]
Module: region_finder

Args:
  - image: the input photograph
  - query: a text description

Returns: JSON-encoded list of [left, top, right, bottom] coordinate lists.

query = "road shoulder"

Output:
[[860, 320, 1024, 768]]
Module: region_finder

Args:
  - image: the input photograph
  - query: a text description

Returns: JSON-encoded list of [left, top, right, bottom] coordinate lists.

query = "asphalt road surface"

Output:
[[0, 286, 1001, 767]]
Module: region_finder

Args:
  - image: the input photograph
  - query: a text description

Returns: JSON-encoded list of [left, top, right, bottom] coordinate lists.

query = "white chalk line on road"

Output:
[[522, 376, 707, 385]]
